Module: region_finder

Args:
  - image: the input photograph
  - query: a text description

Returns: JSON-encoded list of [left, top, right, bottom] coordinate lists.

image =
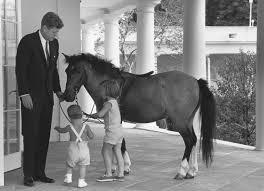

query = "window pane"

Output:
[[5, 0, 16, 22], [3, 66, 19, 110], [1, 21, 6, 66], [4, 111, 20, 155], [2, 0, 20, 157], [0, 1, 4, 20], [3, 22, 17, 66]]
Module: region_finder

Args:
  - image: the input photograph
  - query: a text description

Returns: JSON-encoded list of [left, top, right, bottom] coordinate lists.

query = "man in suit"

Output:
[[16, 12, 64, 187]]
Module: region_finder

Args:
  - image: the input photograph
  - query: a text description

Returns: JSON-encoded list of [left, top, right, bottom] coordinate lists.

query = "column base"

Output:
[[255, 147, 264, 151]]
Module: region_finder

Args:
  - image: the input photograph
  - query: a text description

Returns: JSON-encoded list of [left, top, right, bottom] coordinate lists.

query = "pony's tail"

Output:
[[197, 79, 216, 167]]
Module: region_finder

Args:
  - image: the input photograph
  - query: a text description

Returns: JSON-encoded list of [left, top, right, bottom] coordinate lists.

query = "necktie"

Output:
[[45, 41, 50, 65]]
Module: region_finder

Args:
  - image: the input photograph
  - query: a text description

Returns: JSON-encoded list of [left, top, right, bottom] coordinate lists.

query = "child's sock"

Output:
[[64, 174, 72, 183], [78, 178, 88, 188]]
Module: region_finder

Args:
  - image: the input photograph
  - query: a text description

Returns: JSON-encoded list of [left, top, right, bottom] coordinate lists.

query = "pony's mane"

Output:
[[66, 53, 122, 78]]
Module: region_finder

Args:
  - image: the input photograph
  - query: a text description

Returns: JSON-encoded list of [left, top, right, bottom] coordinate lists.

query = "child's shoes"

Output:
[[124, 169, 130, 176], [64, 174, 72, 184], [115, 176, 125, 182], [96, 175, 115, 182], [78, 179, 88, 188]]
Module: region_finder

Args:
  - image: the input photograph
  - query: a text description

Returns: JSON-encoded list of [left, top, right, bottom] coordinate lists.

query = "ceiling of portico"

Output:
[[80, 0, 137, 24], [81, 0, 161, 24]]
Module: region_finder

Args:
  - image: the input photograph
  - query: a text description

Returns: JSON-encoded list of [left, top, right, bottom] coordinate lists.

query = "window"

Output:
[[1, 0, 20, 155]]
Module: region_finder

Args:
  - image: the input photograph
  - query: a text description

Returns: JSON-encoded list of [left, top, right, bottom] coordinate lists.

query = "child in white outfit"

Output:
[[55, 104, 94, 188], [90, 80, 125, 182]]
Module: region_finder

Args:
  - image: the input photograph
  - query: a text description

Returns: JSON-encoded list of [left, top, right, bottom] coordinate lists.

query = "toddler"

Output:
[[55, 104, 94, 188]]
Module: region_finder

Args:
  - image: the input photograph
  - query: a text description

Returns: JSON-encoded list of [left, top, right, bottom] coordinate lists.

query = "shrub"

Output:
[[213, 51, 256, 146]]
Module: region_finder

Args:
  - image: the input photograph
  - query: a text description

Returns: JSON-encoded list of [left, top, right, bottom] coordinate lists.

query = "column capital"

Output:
[[103, 12, 120, 25], [136, 0, 160, 13]]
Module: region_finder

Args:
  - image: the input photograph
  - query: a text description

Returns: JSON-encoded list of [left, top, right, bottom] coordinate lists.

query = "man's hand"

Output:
[[56, 91, 64, 102], [21, 95, 33, 110]]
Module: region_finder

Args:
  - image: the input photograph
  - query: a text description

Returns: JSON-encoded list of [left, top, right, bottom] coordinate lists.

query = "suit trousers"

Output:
[[21, 94, 53, 178]]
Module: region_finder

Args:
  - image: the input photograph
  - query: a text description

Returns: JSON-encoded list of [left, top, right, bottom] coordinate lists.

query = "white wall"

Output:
[[205, 26, 256, 43], [205, 26, 257, 54], [57, 0, 81, 141], [21, 0, 57, 35], [21, 0, 81, 142], [206, 42, 256, 54]]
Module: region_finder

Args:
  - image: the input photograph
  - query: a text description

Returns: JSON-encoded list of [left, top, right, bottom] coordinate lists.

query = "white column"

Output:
[[104, 15, 135, 128], [154, 54, 158, 74], [183, 0, 206, 140], [104, 16, 120, 67], [135, 0, 158, 74], [206, 55, 211, 86], [135, 0, 159, 130], [77, 24, 96, 117], [256, 0, 264, 151], [81, 24, 96, 54], [183, 0, 206, 79]]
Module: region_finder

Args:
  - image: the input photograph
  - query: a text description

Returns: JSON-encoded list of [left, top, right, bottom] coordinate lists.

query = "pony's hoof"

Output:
[[174, 173, 185, 180], [184, 173, 194, 179]]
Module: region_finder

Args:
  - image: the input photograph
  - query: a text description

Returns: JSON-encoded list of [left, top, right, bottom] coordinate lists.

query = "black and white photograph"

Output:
[[0, 0, 263, 190]]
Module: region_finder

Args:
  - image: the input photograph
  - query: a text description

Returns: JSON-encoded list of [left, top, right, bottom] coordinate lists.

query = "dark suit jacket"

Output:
[[16, 31, 61, 105]]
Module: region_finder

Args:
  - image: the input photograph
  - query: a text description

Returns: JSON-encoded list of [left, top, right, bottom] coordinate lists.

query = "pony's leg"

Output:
[[185, 133, 198, 179], [173, 122, 197, 180], [175, 157, 189, 180], [187, 143, 198, 177], [187, 110, 201, 177], [123, 151, 132, 172]]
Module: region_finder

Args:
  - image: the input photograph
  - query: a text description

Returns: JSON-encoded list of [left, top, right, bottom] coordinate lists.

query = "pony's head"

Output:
[[63, 53, 122, 102], [63, 53, 87, 102]]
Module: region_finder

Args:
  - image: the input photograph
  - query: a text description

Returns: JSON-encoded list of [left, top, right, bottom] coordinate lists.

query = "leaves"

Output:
[[206, 0, 258, 26], [118, 0, 183, 71], [213, 51, 256, 145]]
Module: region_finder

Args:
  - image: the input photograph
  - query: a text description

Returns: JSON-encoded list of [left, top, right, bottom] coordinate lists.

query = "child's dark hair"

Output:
[[67, 104, 82, 119], [100, 80, 120, 99]]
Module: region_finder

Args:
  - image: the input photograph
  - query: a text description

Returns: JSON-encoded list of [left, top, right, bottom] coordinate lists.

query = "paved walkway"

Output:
[[2, 124, 264, 191]]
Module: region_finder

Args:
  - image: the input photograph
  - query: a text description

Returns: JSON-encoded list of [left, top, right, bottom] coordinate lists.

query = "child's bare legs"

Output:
[[78, 165, 88, 187], [66, 165, 72, 175], [102, 142, 113, 176], [113, 143, 124, 177], [79, 165, 86, 179], [112, 150, 131, 174]]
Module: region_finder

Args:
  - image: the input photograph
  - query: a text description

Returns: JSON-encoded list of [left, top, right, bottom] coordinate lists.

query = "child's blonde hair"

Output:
[[100, 80, 120, 99]]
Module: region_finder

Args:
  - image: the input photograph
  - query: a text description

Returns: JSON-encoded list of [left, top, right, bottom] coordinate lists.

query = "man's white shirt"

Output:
[[39, 30, 49, 60]]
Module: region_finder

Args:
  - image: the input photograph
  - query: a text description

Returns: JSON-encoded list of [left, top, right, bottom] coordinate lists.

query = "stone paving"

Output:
[[2, 124, 264, 191]]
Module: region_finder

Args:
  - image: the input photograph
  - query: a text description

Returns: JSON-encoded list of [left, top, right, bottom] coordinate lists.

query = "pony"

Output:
[[62, 53, 216, 179]]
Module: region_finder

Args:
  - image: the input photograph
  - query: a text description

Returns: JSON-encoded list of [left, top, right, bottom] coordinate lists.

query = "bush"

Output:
[[213, 51, 256, 146]]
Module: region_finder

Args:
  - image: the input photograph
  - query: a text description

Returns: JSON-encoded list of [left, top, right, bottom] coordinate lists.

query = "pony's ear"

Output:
[[62, 53, 70, 63]]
